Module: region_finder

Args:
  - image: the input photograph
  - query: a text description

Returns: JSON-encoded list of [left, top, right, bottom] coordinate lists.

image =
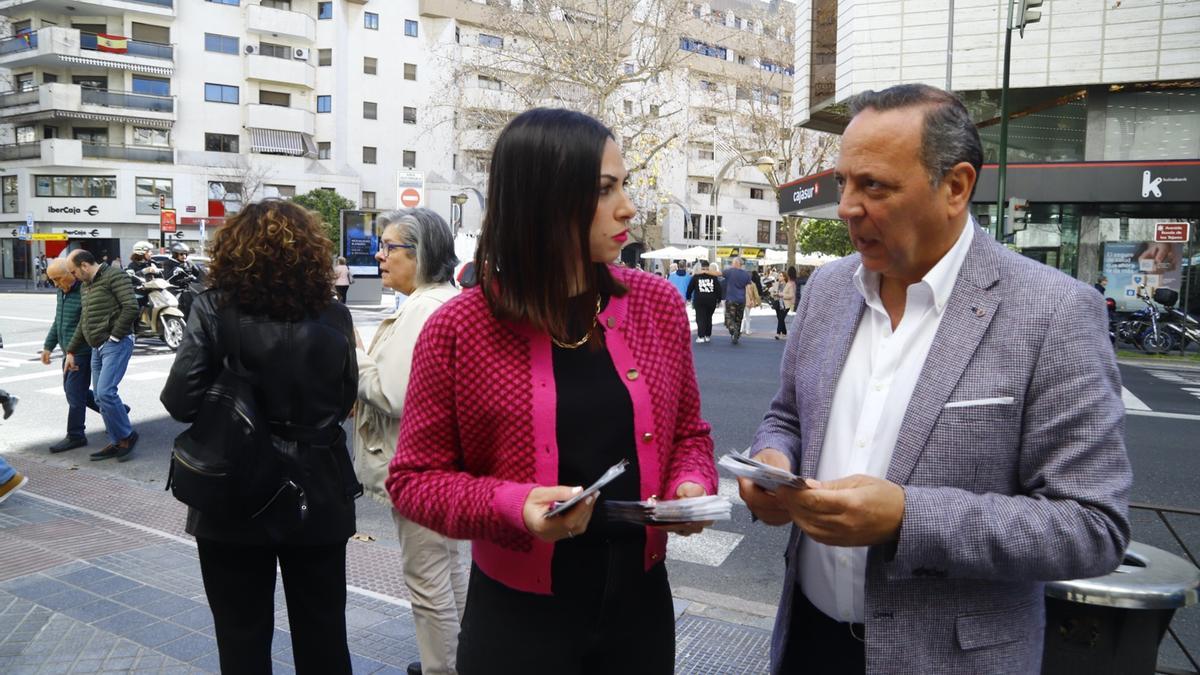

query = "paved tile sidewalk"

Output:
[[0, 457, 772, 673]]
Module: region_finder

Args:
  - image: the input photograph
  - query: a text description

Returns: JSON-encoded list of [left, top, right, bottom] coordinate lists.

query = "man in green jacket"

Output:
[[42, 258, 99, 453], [65, 250, 140, 461]]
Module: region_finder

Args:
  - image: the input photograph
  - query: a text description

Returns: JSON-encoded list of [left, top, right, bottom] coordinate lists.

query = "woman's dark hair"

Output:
[[208, 199, 334, 321], [475, 108, 626, 342], [786, 266, 798, 282]]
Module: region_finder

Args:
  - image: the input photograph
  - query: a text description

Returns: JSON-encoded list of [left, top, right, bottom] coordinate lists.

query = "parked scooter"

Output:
[[128, 265, 186, 350], [1154, 287, 1200, 351]]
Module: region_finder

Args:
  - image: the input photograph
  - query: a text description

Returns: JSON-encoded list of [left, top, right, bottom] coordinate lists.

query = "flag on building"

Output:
[[96, 34, 129, 53]]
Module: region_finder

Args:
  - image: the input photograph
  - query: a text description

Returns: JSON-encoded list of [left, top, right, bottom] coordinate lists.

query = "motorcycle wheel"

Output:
[[160, 316, 186, 351], [1140, 330, 1174, 354]]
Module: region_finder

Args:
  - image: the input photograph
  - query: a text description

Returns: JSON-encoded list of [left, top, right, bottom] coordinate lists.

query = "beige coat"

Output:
[[353, 282, 459, 504]]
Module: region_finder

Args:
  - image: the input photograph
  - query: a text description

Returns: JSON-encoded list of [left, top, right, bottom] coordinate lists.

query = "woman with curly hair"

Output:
[[161, 199, 360, 675]]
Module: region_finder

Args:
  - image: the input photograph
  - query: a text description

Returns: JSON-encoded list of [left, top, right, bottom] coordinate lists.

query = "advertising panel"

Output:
[[1101, 240, 1184, 312], [342, 210, 381, 277]]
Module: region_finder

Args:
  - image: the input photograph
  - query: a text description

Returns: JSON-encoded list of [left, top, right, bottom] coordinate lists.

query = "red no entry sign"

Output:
[[400, 188, 421, 208]]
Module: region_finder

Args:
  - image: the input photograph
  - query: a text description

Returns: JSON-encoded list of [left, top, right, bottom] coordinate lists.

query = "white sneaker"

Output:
[[696, 336, 705, 343]]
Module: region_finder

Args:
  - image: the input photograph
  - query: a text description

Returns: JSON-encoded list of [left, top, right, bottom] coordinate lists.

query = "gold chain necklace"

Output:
[[552, 295, 602, 349]]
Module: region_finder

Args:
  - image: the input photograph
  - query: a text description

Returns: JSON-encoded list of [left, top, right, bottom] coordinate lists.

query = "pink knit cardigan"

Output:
[[386, 266, 717, 595]]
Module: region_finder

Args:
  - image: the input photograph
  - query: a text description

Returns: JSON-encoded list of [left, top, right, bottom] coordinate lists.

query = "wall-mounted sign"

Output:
[[1155, 222, 1190, 243], [47, 205, 100, 216], [145, 229, 201, 240], [32, 233, 68, 241], [53, 227, 113, 238], [396, 170, 424, 209]]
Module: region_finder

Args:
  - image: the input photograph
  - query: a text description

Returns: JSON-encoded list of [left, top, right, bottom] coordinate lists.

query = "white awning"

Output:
[[58, 54, 173, 76], [249, 128, 304, 156]]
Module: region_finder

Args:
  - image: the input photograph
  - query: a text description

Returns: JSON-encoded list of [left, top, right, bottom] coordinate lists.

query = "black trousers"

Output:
[[334, 285, 349, 304], [457, 543, 674, 674], [694, 302, 717, 338], [774, 305, 790, 335], [196, 538, 352, 675], [778, 584, 866, 674]]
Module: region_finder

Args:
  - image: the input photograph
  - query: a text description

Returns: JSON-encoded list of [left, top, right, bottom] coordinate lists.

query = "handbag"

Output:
[[166, 304, 308, 533]]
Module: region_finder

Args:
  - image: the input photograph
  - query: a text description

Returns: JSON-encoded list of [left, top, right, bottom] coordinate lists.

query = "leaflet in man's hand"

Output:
[[718, 449, 806, 491], [605, 495, 732, 524]]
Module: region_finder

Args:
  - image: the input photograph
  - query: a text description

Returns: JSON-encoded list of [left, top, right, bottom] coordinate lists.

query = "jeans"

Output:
[[775, 305, 790, 335], [63, 354, 95, 439], [0, 455, 14, 484], [90, 335, 134, 444]]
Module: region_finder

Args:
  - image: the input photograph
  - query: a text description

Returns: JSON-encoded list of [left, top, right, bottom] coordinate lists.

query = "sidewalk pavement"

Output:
[[0, 279, 56, 295], [0, 455, 772, 674]]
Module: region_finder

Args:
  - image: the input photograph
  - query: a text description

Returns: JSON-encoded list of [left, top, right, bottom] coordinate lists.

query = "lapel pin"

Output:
[[973, 307, 986, 317]]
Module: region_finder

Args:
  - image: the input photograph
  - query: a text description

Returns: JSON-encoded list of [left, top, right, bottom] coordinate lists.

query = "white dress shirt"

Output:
[[800, 220, 975, 624]]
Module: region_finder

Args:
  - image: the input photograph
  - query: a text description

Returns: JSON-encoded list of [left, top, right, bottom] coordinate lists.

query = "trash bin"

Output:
[[1042, 541, 1200, 674]]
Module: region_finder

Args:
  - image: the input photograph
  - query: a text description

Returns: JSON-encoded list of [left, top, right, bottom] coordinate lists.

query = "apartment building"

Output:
[[787, 0, 1199, 305], [0, 0, 442, 279]]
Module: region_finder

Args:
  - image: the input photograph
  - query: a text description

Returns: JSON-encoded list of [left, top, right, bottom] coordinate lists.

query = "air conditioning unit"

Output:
[[294, 47, 310, 61], [244, 44, 257, 55]]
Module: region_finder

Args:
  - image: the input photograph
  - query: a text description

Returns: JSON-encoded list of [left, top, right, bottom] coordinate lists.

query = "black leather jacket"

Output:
[[161, 289, 359, 545]]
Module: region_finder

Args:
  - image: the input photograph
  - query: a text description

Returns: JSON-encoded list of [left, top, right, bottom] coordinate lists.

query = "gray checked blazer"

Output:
[[752, 226, 1132, 674]]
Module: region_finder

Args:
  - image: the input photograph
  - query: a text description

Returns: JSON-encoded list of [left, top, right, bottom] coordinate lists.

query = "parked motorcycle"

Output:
[[128, 265, 186, 350], [1155, 287, 1200, 352]]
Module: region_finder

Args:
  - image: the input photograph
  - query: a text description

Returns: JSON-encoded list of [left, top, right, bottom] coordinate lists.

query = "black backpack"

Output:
[[165, 304, 307, 535]]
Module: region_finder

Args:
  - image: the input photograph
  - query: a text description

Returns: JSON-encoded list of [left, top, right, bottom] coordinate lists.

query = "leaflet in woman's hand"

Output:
[[717, 449, 806, 490], [545, 459, 628, 518]]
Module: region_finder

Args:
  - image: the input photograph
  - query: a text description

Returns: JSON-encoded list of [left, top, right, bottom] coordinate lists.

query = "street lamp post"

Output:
[[449, 193, 468, 235]]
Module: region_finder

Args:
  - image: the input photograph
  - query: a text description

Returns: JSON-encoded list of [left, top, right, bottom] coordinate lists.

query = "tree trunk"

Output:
[[786, 216, 799, 269]]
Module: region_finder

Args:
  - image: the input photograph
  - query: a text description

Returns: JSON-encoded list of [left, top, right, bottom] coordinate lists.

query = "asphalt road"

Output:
[[2, 295, 1197, 663]]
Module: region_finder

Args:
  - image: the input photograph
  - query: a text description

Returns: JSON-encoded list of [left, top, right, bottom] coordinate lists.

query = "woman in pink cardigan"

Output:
[[387, 108, 718, 673]]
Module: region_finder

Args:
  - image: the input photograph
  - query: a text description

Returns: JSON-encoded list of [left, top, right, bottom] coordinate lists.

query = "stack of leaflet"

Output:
[[605, 495, 732, 524], [717, 449, 807, 491]]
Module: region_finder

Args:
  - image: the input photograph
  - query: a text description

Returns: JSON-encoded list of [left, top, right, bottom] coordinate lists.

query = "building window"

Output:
[[478, 75, 502, 91], [132, 75, 169, 97], [318, 142, 331, 159], [404, 19, 418, 37], [73, 127, 108, 145], [204, 132, 239, 153], [317, 1, 332, 19], [365, 57, 378, 75], [695, 144, 714, 160], [404, 62, 418, 80], [685, 214, 700, 239], [16, 125, 36, 144], [362, 146, 377, 164], [750, 187, 765, 200], [317, 95, 331, 113], [2, 175, 17, 213], [775, 221, 787, 245], [703, 214, 721, 241], [363, 101, 377, 120], [365, 12, 380, 30], [34, 175, 117, 198], [402, 150, 416, 168], [696, 181, 713, 195], [261, 0, 291, 9], [478, 33, 503, 49], [623, 100, 633, 115], [208, 181, 242, 215], [650, 104, 660, 116], [318, 48, 331, 66], [263, 184, 295, 198], [135, 178, 173, 215], [259, 41, 290, 59], [259, 90, 290, 107], [361, 191, 376, 209], [207, 0, 239, 5], [757, 219, 771, 244], [132, 127, 170, 147], [403, 107, 416, 124], [204, 83, 239, 104], [204, 33, 238, 54]]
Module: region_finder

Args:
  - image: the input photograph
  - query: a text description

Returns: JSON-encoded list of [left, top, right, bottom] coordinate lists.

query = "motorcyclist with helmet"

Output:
[[162, 242, 199, 281], [126, 241, 156, 277]]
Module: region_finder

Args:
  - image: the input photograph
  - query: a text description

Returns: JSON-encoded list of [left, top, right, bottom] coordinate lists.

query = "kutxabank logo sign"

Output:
[[1142, 169, 1187, 199]]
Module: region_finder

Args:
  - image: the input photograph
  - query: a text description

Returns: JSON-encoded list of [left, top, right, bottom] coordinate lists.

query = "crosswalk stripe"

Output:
[[667, 528, 744, 567], [1121, 387, 1151, 411]]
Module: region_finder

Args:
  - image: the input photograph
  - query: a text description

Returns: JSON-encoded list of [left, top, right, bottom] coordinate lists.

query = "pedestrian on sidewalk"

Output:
[[161, 199, 360, 675], [721, 257, 752, 343], [742, 268, 764, 336], [0, 390, 26, 504], [65, 250, 139, 462], [42, 258, 103, 453], [687, 261, 723, 343], [739, 83, 1130, 674], [668, 261, 692, 299], [333, 256, 353, 303], [387, 108, 718, 674], [352, 208, 466, 675], [772, 268, 797, 340]]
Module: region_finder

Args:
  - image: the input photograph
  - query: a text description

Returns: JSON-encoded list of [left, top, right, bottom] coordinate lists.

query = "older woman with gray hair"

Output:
[[352, 208, 465, 675]]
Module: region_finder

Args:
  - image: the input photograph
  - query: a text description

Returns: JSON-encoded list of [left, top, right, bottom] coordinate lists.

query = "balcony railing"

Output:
[[81, 143, 172, 163], [0, 142, 41, 161], [0, 88, 38, 108], [130, 0, 174, 6], [0, 31, 36, 55], [81, 87, 173, 113], [80, 32, 173, 61]]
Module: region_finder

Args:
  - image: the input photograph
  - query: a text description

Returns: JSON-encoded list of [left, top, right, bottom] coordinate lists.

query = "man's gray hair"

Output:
[[848, 83, 983, 199], [377, 208, 458, 286]]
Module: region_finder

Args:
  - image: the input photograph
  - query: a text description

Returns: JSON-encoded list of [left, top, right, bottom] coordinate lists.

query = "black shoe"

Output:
[[49, 436, 87, 453], [732, 336, 740, 344], [89, 444, 119, 461], [115, 430, 139, 462], [406, 663, 422, 675], [1, 392, 16, 420]]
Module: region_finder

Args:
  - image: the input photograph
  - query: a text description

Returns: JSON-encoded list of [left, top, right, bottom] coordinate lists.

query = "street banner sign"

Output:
[[32, 233, 68, 241], [1155, 222, 1190, 243], [716, 246, 765, 260], [160, 208, 177, 233]]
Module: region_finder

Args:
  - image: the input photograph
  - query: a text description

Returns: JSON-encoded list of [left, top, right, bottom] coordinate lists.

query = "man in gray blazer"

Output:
[[740, 83, 1131, 674]]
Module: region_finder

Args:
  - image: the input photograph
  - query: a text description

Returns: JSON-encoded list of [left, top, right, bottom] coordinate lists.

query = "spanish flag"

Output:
[[96, 34, 129, 54]]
